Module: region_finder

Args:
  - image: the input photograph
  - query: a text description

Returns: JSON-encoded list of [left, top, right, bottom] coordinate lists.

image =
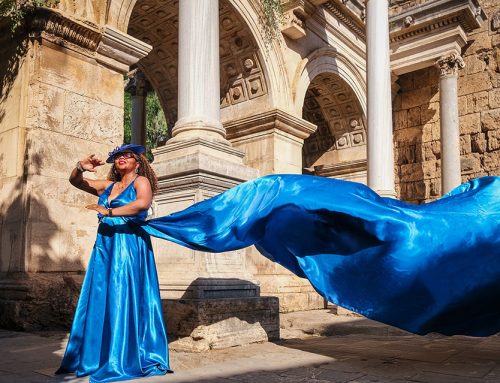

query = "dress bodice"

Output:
[[97, 178, 148, 220]]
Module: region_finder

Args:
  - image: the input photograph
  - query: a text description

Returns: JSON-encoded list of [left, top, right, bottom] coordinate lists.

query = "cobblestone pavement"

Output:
[[1, 317, 500, 383]]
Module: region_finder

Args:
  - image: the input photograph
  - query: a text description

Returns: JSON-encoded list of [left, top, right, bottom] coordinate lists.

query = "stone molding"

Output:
[[388, 0, 485, 75], [311, 159, 367, 177], [29, 7, 102, 51], [96, 25, 152, 72], [224, 109, 316, 141], [389, 0, 485, 38], [436, 52, 465, 78], [29, 7, 151, 73], [155, 137, 246, 160], [323, 0, 366, 39]]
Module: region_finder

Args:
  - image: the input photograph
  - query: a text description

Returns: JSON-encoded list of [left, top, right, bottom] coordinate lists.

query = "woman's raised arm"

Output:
[[70, 154, 112, 196]]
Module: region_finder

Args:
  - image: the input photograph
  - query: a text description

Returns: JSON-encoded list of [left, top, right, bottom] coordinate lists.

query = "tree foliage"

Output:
[[0, 0, 59, 32], [123, 91, 169, 162]]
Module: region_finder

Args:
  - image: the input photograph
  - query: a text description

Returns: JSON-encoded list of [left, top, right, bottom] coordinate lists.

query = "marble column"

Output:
[[365, 0, 396, 197], [172, 0, 226, 142], [436, 52, 465, 194], [125, 69, 148, 146]]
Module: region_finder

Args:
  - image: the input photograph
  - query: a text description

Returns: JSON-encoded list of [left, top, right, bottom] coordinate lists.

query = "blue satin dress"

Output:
[[127, 174, 500, 337], [57, 179, 170, 383]]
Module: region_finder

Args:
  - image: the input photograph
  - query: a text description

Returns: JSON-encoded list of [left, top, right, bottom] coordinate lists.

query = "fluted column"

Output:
[[173, 0, 226, 142], [436, 52, 464, 195], [365, 0, 396, 197]]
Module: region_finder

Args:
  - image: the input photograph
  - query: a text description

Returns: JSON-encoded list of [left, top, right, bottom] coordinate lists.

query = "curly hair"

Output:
[[107, 153, 159, 194]]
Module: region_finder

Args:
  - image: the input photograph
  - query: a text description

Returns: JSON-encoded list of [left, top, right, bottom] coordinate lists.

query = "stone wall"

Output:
[[394, 1, 500, 203], [0, 15, 127, 329]]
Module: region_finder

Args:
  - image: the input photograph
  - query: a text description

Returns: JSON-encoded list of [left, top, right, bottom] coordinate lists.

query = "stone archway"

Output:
[[110, 0, 291, 119], [302, 72, 367, 183], [293, 47, 366, 117], [125, 0, 283, 135]]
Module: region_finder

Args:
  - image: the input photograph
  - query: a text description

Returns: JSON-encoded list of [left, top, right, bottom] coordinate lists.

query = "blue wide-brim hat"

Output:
[[106, 144, 146, 163]]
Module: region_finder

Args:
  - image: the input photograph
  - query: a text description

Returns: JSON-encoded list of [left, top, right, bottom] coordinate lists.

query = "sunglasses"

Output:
[[113, 152, 137, 161]]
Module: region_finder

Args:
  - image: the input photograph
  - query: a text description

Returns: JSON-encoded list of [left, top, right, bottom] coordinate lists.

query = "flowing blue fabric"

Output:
[[128, 174, 500, 337], [57, 179, 170, 383]]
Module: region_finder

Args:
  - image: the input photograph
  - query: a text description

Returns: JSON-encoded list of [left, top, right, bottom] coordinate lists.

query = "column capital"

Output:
[[125, 69, 150, 97], [436, 52, 465, 78]]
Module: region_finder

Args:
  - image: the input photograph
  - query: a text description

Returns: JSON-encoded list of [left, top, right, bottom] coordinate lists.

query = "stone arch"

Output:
[[293, 47, 366, 118], [106, 0, 291, 114], [297, 50, 367, 183]]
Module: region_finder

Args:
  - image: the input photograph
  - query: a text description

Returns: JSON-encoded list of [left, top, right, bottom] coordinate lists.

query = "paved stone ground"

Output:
[[1, 311, 500, 383]]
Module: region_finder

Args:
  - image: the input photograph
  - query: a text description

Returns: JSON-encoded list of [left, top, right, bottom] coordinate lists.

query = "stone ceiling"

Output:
[[302, 73, 366, 168], [127, 0, 268, 126]]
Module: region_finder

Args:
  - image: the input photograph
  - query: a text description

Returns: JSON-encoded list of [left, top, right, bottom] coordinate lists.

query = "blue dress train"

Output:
[[57, 179, 170, 383], [130, 174, 500, 337]]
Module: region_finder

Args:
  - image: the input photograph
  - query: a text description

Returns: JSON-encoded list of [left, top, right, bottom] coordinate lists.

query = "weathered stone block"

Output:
[[422, 160, 440, 179], [400, 163, 423, 182], [459, 113, 481, 135], [461, 153, 482, 174], [471, 133, 487, 153], [481, 108, 500, 131], [458, 72, 492, 96], [460, 135, 472, 154], [401, 87, 432, 109], [489, 88, 500, 109], [458, 96, 468, 116], [487, 130, 500, 151], [483, 151, 500, 173], [428, 178, 440, 197], [464, 54, 488, 75], [163, 296, 279, 352], [393, 110, 407, 130], [394, 127, 422, 145], [421, 102, 439, 124], [407, 106, 421, 127], [467, 91, 489, 113], [422, 123, 434, 143]]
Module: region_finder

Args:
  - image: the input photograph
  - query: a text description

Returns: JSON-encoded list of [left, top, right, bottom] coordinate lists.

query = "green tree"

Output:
[[123, 91, 169, 162]]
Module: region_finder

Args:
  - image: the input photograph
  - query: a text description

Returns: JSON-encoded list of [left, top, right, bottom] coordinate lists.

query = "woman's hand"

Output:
[[80, 154, 105, 172], [86, 204, 109, 215]]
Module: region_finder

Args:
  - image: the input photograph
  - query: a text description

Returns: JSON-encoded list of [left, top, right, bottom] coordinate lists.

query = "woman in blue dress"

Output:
[[56, 144, 170, 383]]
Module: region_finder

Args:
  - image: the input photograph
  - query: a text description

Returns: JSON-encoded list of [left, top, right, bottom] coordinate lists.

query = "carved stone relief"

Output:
[[127, 1, 268, 127], [302, 73, 366, 169]]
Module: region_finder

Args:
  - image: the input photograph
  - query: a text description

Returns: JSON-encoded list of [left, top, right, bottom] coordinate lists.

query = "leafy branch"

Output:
[[0, 0, 59, 33]]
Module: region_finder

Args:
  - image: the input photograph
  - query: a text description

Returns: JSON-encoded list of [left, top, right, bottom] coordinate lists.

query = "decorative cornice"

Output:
[[436, 52, 465, 77], [29, 8, 102, 51], [224, 109, 316, 141], [323, 0, 365, 39], [389, 0, 486, 43], [28, 7, 152, 73]]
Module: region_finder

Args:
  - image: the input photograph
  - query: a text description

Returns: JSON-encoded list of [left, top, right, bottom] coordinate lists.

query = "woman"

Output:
[[56, 144, 171, 383]]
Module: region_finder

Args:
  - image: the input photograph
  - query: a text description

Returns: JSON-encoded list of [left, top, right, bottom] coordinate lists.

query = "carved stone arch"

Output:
[[293, 47, 367, 118], [105, 0, 291, 112], [297, 48, 367, 183]]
